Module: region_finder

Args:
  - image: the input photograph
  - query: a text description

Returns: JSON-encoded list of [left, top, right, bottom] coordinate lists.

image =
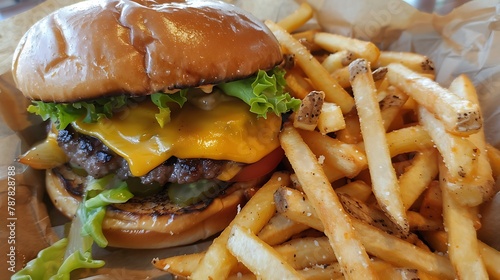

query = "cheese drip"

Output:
[[73, 99, 281, 176]]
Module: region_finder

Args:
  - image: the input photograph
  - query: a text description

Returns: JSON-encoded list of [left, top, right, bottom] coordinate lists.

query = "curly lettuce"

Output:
[[218, 68, 301, 118], [11, 175, 133, 279], [28, 95, 128, 130], [27, 67, 300, 129], [11, 220, 104, 280]]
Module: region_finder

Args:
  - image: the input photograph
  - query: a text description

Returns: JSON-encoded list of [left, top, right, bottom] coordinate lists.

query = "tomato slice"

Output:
[[231, 148, 284, 182]]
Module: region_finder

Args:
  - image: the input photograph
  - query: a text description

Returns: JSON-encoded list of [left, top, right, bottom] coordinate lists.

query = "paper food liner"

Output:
[[1, 0, 499, 278]]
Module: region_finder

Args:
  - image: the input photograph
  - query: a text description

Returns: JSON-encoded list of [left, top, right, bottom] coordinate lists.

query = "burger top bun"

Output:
[[12, 0, 283, 102]]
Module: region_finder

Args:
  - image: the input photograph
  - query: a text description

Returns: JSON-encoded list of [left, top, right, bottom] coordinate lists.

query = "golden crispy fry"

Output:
[[257, 213, 309, 246], [335, 180, 372, 202], [285, 66, 315, 100], [279, 124, 378, 280], [297, 263, 343, 280], [336, 111, 363, 144], [191, 172, 291, 279], [375, 51, 435, 74], [422, 230, 500, 279], [317, 102, 345, 134], [321, 50, 354, 72], [399, 149, 439, 210], [227, 225, 304, 280], [486, 143, 500, 178], [379, 86, 409, 131], [349, 58, 408, 233], [386, 63, 482, 135], [406, 211, 443, 231], [266, 20, 355, 113], [439, 162, 489, 279], [153, 253, 203, 278], [384, 125, 433, 156], [314, 32, 380, 64], [478, 238, 500, 279], [275, 186, 455, 279], [448, 74, 495, 205], [227, 263, 344, 280], [331, 66, 351, 88], [299, 129, 367, 178], [418, 181, 443, 225], [274, 235, 336, 269], [291, 29, 321, 52], [276, 2, 314, 33], [418, 105, 479, 183]]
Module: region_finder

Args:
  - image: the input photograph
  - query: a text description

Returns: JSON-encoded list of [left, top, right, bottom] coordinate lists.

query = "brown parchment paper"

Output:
[[0, 0, 499, 279]]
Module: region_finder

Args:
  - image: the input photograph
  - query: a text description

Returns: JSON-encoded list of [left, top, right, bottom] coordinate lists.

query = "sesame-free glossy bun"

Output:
[[12, 0, 282, 102]]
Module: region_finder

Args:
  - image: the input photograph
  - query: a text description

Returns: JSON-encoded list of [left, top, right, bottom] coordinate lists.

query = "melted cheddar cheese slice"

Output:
[[73, 99, 281, 177]]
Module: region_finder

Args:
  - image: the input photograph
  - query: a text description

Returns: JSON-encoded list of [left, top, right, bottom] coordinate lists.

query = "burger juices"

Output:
[[12, 0, 300, 277]]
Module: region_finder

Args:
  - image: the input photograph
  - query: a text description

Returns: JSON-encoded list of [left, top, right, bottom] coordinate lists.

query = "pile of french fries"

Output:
[[153, 3, 500, 279]]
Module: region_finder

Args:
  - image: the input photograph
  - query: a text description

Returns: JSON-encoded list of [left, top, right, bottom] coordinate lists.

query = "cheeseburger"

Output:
[[14, 0, 299, 250]]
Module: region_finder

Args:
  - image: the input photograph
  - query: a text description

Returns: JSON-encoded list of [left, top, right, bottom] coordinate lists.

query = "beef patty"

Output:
[[57, 128, 227, 185]]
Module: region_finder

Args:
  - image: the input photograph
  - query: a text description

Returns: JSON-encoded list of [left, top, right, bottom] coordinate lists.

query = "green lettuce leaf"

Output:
[[80, 177, 134, 248], [11, 229, 104, 280], [150, 90, 188, 128], [217, 68, 301, 118], [27, 67, 300, 128], [28, 95, 128, 130], [11, 176, 133, 279]]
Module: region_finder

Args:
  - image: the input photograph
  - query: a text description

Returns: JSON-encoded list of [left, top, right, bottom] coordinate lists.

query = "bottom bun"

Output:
[[45, 169, 251, 249]]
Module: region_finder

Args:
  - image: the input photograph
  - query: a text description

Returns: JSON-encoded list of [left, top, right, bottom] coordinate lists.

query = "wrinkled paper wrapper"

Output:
[[1, 0, 500, 278]]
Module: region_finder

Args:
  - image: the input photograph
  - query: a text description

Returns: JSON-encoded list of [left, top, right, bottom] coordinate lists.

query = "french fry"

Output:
[[448, 74, 495, 205], [331, 66, 387, 89], [379, 86, 409, 131], [227, 224, 304, 280], [297, 263, 343, 280], [418, 181, 443, 223], [321, 50, 354, 72], [439, 162, 489, 280], [486, 143, 500, 178], [386, 63, 482, 135], [384, 125, 433, 156], [375, 51, 435, 74], [227, 264, 345, 280], [399, 149, 439, 210], [406, 211, 443, 231], [422, 230, 500, 279], [418, 105, 478, 183], [285, 66, 315, 100], [317, 102, 345, 134], [299, 129, 367, 178], [336, 111, 363, 144], [478, 239, 500, 279], [314, 32, 380, 64], [190, 172, 291, 279], [257, 213, 309, 246], [331, 66, 351, 88], [275, 186, 455, 279], [291, 29, 322, 52], [279, 124, 378, 280], [276, 2, 314, 33], [335, 180, 372, 202], [349, 58, 408, 233], [153, 253, 204, 278], [274, 236, 336, 269], [265, 20, 355, 113], [417, 98, 491, 206], [293, 90, 324, 131], [338, 192, 417, 242]]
